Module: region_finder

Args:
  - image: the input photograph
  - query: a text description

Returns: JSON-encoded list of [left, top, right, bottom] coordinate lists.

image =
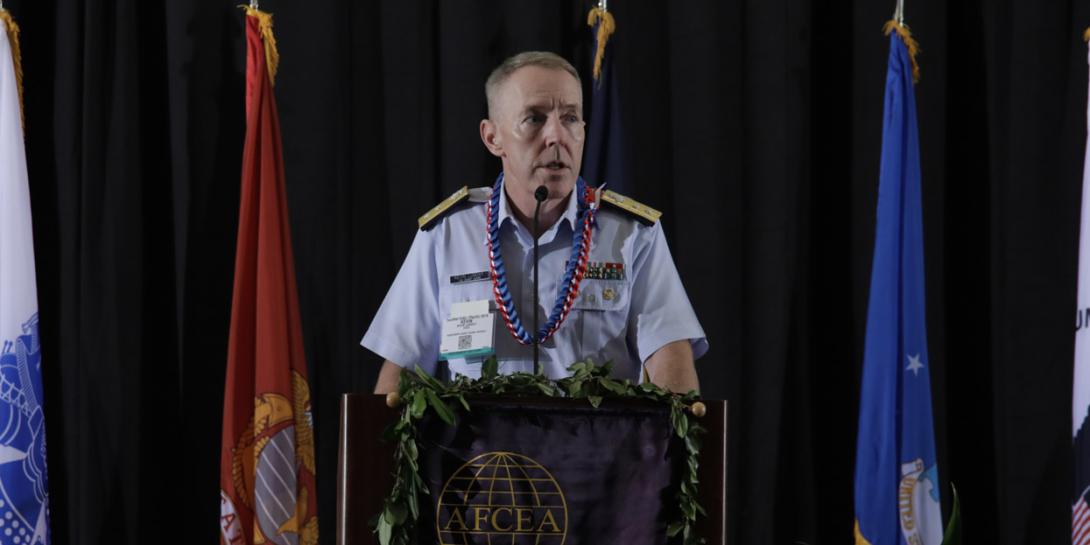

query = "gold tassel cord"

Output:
[[883, 19, 920, 83], [240, 6, 279, 85], [0, 8, 24, 128], [587, 7, 615, 83]]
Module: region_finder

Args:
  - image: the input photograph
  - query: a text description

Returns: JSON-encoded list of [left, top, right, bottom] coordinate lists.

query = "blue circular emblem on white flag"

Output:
[[0, 314, 49, 545]]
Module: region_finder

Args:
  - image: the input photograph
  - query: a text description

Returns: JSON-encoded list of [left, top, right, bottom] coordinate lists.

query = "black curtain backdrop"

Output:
[[2, 0, 1086, 543]]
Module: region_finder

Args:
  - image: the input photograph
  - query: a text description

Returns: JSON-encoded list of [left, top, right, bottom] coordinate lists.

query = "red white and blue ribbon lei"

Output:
[[486, 173, 597, 346]]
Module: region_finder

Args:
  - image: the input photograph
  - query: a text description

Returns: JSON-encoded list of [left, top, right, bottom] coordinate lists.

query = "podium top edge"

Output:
[[341, 392, 726, 408]]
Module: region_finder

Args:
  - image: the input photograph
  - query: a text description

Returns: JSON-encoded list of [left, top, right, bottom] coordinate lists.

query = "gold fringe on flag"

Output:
[[1084, 26, 1090, 42], [853, 521, 875, 545], [883, 19, 920, 83], [240, 6, 280, 85], [0, 8, 24, 127], [587, 7, 615, 83]]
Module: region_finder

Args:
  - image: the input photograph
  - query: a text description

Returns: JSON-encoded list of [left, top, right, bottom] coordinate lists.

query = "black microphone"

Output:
[[532, 186, 548, 374]]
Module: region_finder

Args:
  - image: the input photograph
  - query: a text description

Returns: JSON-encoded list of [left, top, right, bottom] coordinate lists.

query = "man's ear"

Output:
[[480, 119, 503, 158]]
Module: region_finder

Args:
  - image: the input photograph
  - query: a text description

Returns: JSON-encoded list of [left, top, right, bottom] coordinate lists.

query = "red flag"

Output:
[[220, 9, 318, 545]]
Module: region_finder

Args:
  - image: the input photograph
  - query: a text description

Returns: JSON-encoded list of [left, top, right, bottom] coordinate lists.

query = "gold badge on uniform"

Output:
[[602, 287, 616, 301]]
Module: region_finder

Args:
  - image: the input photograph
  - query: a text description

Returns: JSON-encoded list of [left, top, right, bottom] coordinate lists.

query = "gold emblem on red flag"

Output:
[[229, 371, 319, 545]]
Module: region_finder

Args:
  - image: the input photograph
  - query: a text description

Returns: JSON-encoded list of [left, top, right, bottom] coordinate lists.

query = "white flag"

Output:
[[1073, 40, 1090, 545], [0, 13, 51, 545]]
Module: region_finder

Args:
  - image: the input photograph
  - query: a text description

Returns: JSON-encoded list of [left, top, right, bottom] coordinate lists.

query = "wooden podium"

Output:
[[336, 395, 727, 544]]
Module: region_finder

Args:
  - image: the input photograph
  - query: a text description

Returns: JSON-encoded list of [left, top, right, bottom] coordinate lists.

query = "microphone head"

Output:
[[534, 186, 549, 202]]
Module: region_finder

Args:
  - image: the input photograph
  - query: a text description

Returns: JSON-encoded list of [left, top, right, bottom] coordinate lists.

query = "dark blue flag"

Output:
[[853, 25, 943, 545], [584, 6, 626, 192]]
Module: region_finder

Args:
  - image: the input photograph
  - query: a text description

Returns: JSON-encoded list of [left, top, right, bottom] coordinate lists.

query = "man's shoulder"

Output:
[[596, 189, 662, 227], [417, 186, 490, 231]]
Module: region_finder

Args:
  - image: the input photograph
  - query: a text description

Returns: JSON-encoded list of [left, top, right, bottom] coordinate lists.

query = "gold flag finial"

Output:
[[587, 5, 615, 83], [883, 19, 921, 83], [0, 8, 24, 128], [240, 5, 280, 85]]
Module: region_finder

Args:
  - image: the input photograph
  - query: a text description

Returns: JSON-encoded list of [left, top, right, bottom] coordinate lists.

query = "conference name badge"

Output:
[[439, 300, 496, 360]]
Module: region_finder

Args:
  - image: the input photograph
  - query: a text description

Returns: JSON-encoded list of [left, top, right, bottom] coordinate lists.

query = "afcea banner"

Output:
[[416, 400, 684, 545]]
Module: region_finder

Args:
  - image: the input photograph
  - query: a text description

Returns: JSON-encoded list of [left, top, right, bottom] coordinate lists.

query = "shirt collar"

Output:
[[497, 178, 580, 237]]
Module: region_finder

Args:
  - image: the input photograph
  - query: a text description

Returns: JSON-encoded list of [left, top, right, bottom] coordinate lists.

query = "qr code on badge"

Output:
[[457, 335, 472, 350]]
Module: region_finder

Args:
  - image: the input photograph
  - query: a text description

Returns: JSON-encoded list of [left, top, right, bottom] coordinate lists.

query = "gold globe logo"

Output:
[[436, 451, 568, 544]]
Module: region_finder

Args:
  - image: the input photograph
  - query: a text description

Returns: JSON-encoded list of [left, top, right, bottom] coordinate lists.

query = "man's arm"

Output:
[[644, 340, 699, 393], [362, 226, 443, 385], [374, 360, 404, 394], [627, 220, 707, 392]]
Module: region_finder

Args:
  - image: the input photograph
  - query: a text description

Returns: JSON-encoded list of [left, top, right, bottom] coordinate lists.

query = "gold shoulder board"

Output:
[[601, 190, 662, 224], [418, 186, 470, 230]]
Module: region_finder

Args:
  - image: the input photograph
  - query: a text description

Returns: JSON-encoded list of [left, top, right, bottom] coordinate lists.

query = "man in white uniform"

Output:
[[363, 52, 706, 394]]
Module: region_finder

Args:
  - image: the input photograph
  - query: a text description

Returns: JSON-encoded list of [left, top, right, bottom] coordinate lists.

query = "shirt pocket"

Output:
[[439, 279, 493, 319], [571, 279, 631, 357]]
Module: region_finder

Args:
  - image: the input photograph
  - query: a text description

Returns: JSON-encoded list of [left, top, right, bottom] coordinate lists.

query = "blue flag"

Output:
[[583, 7, 625, 192], [853, 29, 943, 545], [0, 11, 51, 545]]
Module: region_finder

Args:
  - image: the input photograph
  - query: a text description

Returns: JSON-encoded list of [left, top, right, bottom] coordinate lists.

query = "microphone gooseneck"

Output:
[[532, 186, 548, 375]]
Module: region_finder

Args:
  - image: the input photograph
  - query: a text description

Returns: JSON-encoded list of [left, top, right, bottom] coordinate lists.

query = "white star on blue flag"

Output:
[[906, 354, 925, 376]]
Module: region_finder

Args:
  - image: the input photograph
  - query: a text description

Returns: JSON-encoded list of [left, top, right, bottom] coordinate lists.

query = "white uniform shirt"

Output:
[[361, 181, 708, 382]]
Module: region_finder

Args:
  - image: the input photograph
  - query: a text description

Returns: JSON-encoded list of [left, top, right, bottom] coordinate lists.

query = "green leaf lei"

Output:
[[373, 358, 707, 545]]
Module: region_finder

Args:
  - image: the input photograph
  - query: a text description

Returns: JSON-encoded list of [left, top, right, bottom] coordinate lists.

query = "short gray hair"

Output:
[[485, 51, 581, 118]]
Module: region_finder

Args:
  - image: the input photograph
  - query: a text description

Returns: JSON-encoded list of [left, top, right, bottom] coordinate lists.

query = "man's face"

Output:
[[481, 66, 585, 200]]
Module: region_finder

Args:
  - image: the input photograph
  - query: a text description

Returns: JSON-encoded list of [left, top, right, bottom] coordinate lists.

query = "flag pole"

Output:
[[894, 0, 904, 25]]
